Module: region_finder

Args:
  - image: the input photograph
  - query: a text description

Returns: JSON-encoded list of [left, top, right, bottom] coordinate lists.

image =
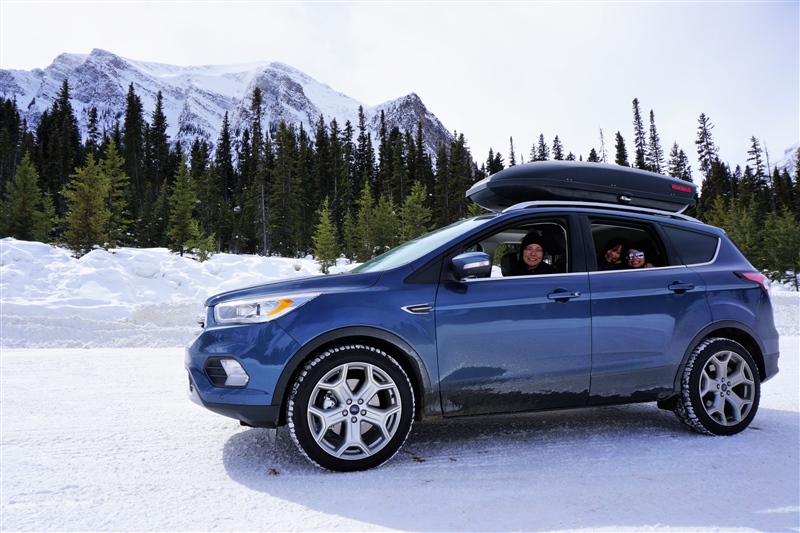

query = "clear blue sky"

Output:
[[1, 1, 798, 178]]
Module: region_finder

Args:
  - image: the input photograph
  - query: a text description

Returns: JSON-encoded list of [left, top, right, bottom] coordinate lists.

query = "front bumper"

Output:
[[185, 319, 302, 428], [187, 371, 281, 427]]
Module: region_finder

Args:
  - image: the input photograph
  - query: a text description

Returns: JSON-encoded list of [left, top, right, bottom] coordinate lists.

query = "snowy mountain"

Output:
[[0, 48, 454, 155], [775, 142, 798, 174]]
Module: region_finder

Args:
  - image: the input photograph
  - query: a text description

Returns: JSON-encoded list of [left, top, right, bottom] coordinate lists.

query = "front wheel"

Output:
[[287, 344, 415, 472], [674, 338, 760, 436]]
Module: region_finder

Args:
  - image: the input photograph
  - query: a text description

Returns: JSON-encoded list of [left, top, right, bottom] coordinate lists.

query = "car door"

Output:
[[586, 218, 712, 404], [434, 218, 591, 417]]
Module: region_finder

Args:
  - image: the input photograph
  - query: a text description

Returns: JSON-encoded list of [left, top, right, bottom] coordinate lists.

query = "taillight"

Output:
[[735, 271, 771, 295]]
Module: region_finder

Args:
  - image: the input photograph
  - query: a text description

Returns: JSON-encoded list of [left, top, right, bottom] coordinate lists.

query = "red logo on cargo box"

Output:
[[671, 184, 693, 193]]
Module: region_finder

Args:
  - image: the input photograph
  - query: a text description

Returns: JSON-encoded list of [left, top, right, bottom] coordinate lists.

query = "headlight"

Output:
[[213, 292, 320, 325]]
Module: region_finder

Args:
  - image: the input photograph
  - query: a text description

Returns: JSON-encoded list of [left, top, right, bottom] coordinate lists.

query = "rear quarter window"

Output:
[[663, 226, 719, 265]]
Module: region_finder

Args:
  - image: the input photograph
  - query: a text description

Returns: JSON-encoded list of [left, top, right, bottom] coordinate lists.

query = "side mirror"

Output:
[[452, 252, 492, 279]]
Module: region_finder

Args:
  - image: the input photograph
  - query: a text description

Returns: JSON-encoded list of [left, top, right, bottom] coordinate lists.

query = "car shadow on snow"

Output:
[[220, 403, 799, 532]]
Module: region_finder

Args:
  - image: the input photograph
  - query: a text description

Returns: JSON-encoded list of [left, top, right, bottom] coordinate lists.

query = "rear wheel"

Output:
[[287, 344, 414, 472], [674, 338, 760, 436]]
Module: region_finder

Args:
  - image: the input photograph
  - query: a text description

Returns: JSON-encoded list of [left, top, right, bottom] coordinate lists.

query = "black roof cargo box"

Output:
[[467, 161, 697, 213]]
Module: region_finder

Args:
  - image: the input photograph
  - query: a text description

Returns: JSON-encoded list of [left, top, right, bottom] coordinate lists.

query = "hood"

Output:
[[205, 271, 382, 307]]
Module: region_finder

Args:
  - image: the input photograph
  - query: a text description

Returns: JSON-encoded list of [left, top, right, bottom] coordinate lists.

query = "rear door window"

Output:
[[589, 219, 669, 271], [661, 225, 719, 265]]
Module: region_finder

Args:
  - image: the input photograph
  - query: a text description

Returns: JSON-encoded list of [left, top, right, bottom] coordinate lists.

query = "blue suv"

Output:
[[186, 161, 780, 472]]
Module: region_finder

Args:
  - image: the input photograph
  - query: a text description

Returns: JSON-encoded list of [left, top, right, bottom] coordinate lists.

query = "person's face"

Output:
[[604, 244, 622, 264], [523, 243, 544, 268], [627, 248, 645, 268]]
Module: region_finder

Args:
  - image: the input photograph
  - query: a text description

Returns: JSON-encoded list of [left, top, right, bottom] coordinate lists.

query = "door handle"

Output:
[[547, 289, 581, 302], [668, 281, 695, 294]]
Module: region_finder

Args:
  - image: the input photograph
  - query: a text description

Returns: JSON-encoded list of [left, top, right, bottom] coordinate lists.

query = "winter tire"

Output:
[[287, 344, 415, 472], [674, 338, 760, 436]]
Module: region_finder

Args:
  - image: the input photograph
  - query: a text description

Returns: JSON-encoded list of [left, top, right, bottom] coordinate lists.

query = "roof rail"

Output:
[[502, 200, 699, 221]]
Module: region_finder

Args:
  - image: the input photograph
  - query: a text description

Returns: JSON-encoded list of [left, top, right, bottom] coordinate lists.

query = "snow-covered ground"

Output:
[[1, 238, 798, 532]]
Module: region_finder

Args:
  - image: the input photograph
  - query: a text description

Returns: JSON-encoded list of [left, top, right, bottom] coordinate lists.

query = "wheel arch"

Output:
[[675, 321, 768, 391], [272, 326, 436, 426]]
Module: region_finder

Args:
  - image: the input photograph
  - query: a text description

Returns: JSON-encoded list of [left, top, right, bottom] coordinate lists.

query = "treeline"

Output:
[[1, 85, 798, 286], [0, 80, 475, 262]]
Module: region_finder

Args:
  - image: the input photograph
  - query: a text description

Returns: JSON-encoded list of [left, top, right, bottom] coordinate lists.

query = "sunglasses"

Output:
[[627, 251, 645, 260]]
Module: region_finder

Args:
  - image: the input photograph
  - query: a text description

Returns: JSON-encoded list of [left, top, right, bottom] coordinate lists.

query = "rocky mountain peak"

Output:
[[0, 50, 454, 157]]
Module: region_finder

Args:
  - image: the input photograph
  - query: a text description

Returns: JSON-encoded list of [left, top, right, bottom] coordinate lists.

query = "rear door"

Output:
[[586, 217, 711, 403]]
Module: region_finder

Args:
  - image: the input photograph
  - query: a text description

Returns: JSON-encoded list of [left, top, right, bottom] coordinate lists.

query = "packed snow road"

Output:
[[2, 334, 798, 531]]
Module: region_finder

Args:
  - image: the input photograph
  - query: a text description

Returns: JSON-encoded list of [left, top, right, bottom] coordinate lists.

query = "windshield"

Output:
[[351, 216, 495, 273]]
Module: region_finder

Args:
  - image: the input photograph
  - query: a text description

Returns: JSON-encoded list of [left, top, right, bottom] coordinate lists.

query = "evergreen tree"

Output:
[[773, 167, 796, 216], [214, 112, 236, 250], [341, 209, 357, 261], [467, 202, 486, 217], [62, 154, 111, 255], [296, 123, 315, 254], [614, 131, 629, 166], [587, 148, 600, 162], [190, 139, 219, 245], [371, 194, 398, 255], [312, 196, 339, 274], [328, 118, 352, 231], [746, 136, 771, 211], [270, 121, 303, 256], [100, 141, 132, 247], [342, 119, 357, 216], [1, 152, 53, 241], [353, 106, 375, 196], [433, 142, 450, 228], [795, 147, 800, 210], [354, 179, 374, 261], [531, 134, 549, 161], [695, 113, 718, 179], [698, 159, 732, 219], [85, 107, 101, 158], [375, 111, 392, 198], [313, 114, 333, 216], [36, 79, 83, 217], [149, 178, 171, 247], [215, 111, 236, 202], [447, 133, 473, 222], [725, 201, 767, 270], [168, 157, 202, 256], [667, 142, 693, 183], [247, 87, 271, 255], [598, 129, 608, 163], [631, 98, 648, 170], [122, 83, 146, 211], [764, 209, 800, 289], [552, 135, 565, 161], [508, 137, 517, 166], [486, 148, 504, 175], [147, 91, 171, 195], [400, 180, 431, 241], [0, 97, 24, 189], [388, 131, 408, 206], [646, 110, 664, 173], [414, 122, 435, 203]]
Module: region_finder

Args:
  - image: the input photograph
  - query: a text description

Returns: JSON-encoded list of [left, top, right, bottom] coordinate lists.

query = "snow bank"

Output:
[[0, 238, 336, 348]]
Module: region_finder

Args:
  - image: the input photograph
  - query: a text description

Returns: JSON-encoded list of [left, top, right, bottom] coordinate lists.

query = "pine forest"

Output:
[[1, 83, 798, 287]]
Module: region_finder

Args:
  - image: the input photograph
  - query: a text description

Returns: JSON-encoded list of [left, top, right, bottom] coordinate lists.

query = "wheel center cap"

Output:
[[721, 383, 728, 392], [349, 405, 359, 415]]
